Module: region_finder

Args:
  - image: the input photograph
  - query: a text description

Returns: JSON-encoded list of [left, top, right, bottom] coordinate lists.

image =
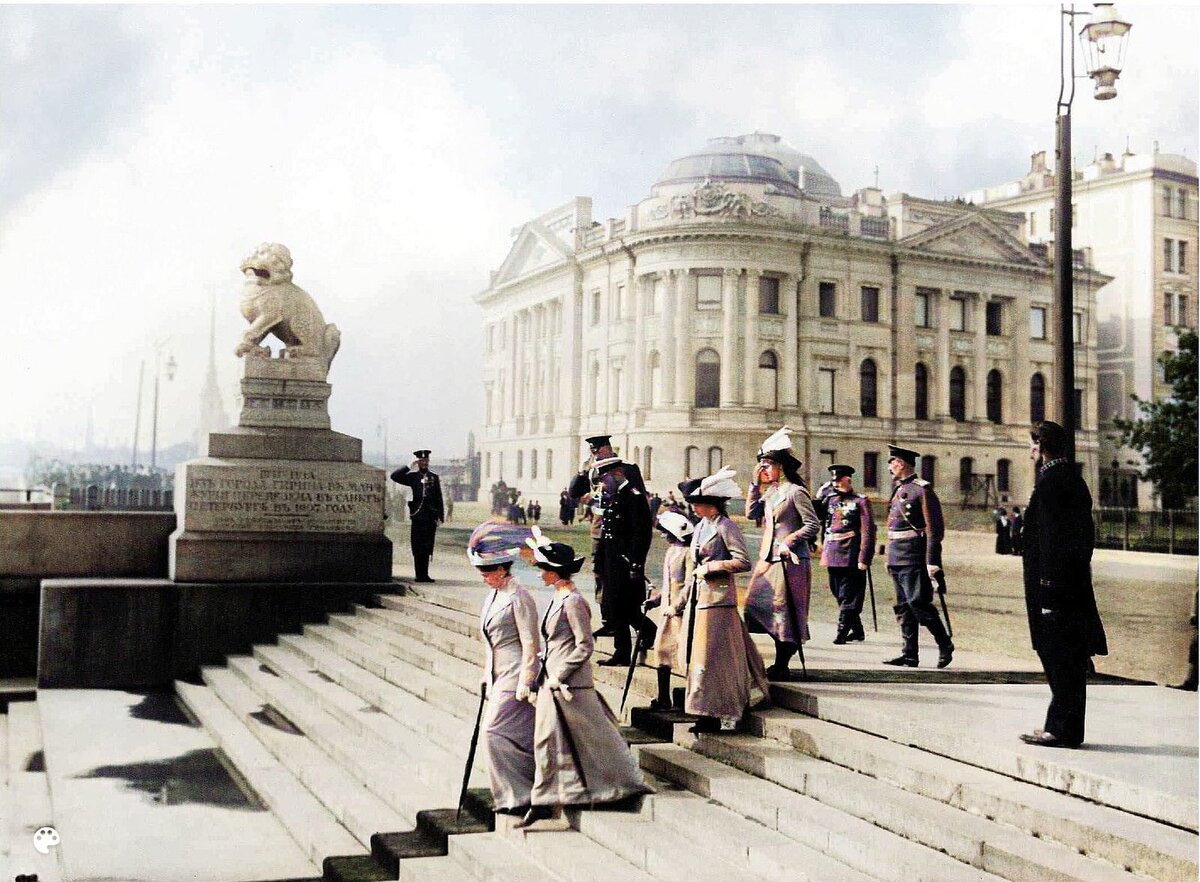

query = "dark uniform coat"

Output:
[[391, 466, 444, 579]]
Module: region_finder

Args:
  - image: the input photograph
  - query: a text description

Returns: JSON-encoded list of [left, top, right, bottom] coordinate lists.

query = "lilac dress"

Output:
[[744, 481, 821, 644], [480, 586, 540, 811]]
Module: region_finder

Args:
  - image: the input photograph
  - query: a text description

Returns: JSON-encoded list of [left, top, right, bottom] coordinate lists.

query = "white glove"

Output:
[[662, 607, 678, 618], [927, 564, 941, 580], [857, 562, 868, 571], [696, 562, 713, 577], [545, 677, 572, 701], [515, 684, 530, 703]]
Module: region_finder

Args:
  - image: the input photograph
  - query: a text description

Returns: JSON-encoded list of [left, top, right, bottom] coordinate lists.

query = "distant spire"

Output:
[[873, 165, 879, 189], [197, 293, 230, 443]]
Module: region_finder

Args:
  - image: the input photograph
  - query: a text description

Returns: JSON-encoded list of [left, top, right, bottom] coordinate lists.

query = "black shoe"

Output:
[[832, 631, 849, 645], [883, 655, 918, 667], [593, 624, 615, 638], [648, 698, 672, 711], [937, 643, 954, 669], [597, 655, 630, 667], [414, 576, 435, 583], [764, 663, 791, 681], [687, 717, 720, 735], [495, 804, 530, 816], [846, 631, 866, 642], [514, 806, 555, 828], [1019, 731, 1081, 749]]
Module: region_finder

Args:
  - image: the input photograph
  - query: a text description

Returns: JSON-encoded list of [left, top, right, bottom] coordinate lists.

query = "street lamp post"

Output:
[[150, 347, 178, 470], [1055, 2, 1131, 462]]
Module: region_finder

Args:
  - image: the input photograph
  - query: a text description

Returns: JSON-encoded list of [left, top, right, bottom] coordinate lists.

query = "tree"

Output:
[[1113, 331, 1198, 509]]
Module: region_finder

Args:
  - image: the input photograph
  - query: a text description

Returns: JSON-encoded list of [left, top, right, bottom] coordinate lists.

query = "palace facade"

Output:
[[477, 133, 1107, 507]]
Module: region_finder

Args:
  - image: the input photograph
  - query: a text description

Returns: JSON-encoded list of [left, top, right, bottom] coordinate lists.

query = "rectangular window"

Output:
[[1073, 311, 1083, 344], [1050, 207, 1055, 232], [590, 289, 601, 324], [648, 278, 662, 315], [949, 296, 967, 331], [1165, 238, 1175, 273], [818, 368, 835, 414], [861, 286, 880, 323], [914, 289, 933, 328], [1029, 212, 1037, 236], [696, 274, 722, 310], [1178, 294, 1189, 328], [1071, 203, 1078, 228], [986, 301, 1003, 336], [612, 284, 624, 320], [1074, 388, 1084, 424], [1177, 188, 1188, 220], [1179, 240, 1189, 274], [863, 452, 879, 489], [1030, 306, 1047, 339], [819, 449, 837, 468], [1163, 185, 1174, 216], [759, 276, 780, 314], [819, 281, 837, 318], [1164, 293, 1175, 325]]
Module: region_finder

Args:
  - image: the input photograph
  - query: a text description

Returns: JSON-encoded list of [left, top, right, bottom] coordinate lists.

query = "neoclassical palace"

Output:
[[476, 133, 1108, 506]]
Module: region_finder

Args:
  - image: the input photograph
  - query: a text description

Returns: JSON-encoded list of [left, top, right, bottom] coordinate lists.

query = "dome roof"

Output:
[[657, 133, 843, 199]]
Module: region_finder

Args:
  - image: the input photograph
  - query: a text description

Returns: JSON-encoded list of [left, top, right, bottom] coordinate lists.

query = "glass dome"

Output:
[[656, 133, 842, 199]]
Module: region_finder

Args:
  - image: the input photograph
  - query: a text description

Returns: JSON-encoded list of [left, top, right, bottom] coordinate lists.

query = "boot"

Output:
[[650, 667, 673, 710], [885, 604, 918, 666], [688, 715, 720, 735], [766, 642, 796, 680], [414, 556, 433, 583], [846, 612, 866, 642], [833, 611, 850, 645], [514, 805, 555, 828], [937, 640, 955, 669]]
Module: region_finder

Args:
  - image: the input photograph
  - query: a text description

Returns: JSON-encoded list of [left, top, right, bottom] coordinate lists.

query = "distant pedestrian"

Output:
[[1019, 421, 1107, 749], [526, 500, 536, 523], [994, 507, 1012, 555], [531, 500, 542, 524], [558, 490, 575, 526], [1009, 506, 1023, 555]]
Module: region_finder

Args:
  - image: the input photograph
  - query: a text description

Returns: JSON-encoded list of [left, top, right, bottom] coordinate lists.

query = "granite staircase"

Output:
[[2, 697, 63, 882], [175, 583, 1197, 882]]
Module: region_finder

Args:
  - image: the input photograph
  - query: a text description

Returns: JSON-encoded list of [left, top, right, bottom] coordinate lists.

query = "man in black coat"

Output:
[[391, 450, 444, 583], [1020, 422, 1107, 748], [568, 434, 654, 665]]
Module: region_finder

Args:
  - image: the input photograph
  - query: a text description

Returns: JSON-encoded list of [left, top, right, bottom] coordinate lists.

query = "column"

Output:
[[936, 292, 951, 419], [743, 269, 761, 406], [1013, 290, 1032, 427], [974, 295, 989, 421], [660, 272, 678, 407], [719, 268, 739, 407], [632, 269, 647, 407], [562, 289, 581, 419], [781, 273, 799, 407], [673, 269, 692, 406]]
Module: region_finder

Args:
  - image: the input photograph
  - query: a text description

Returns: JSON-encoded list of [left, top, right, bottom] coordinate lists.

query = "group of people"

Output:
[[994, 505, 1024, 555]]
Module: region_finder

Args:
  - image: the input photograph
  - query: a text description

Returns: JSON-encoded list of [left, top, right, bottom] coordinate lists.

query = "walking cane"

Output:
[[683, 571, 700, 676], [456, 682, 487, 822], [934, 570, 953, 639], [621, 583, 658, 714], [866, 564, 878, 632], [782, 555, 807, 680]]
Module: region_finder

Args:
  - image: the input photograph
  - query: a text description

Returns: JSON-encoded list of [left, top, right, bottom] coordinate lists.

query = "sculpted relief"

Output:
[[671, 181, 782, 221], [236, 243, 342, 376]]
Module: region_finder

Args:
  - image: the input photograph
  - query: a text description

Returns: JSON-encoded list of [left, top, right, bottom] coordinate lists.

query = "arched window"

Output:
[[921, 455, 937, 485], [1030, 372, 1046, 424], [685, 446, 700, 479], [695, 348, 720, 408], [915, 363, 929, 421], [859, 358, 878, 417], [950, 366, 966, 422], [959, 456, 973, 494], [648, 351, 662, 406], [517, 449, 524, 478], [708, 446, 723, 473], [588, 361, 600, 414], [530, 449, 538, 479], [546, 449, 553, 480], [644, 446, 653, 481], [986, 369, 1003, 424], [758, 350, 778, 410], [997, 458, 1011, 493], [633, 446, 641, 468]]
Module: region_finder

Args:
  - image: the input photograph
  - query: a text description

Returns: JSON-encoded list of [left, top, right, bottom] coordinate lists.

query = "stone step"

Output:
[[5, 700, 61, 882], [0, 713, 8, 876], [277, 633, 470, 748], [379, 594, 480, 639], [175, 678, 362, 866], [445, 831, 559, 882], [686, 733, 1141, 882], [396, 852, 478, 882], [252, 643, 484, 795], [224, 654, 459, 833], [303, 624, 480, 720], [637, 743, 1010, 882], [502, 826, 657, 882], [355, 604, 481, 667], [752, 706, 1198, 882], [770, 682, 1198, 831], [329, 612, 481, 687], [205, 663, 408, 847]]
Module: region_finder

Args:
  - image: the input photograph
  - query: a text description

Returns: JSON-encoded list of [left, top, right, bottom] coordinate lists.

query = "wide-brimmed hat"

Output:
[[756, 426, 802, 471], [525, 526, 585, 575], [655, 510, 695, 543], [680, 467, 742, 505], [466, 520, 525, 567]]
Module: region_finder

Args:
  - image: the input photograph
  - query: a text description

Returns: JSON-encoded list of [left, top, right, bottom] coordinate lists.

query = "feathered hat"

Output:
[[655, 510, 695, 544], [524, 526, 586, 575], [679, 467, 742, 505], [466, 520, 526, 567], [756, 426, 803, 471]]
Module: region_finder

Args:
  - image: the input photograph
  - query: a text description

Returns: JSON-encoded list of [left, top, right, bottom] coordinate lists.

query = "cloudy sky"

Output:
[[2, 3, 1196, 461]]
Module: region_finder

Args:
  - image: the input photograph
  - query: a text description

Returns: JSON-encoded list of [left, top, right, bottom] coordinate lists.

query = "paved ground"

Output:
[[402, 505, 1198, 685]]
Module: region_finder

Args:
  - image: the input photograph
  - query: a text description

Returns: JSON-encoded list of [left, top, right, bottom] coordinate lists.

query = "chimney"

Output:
[[1030, 151, 1047, 173]]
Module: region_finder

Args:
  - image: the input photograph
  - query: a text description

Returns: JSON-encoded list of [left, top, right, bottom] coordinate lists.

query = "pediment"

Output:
[[492, 222, 573, 287], [901, 213, 1043, 267]]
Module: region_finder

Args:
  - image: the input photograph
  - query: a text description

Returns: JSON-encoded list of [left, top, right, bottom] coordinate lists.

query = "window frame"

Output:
[[696, 273, 723, 311], [860, 285, 880, 323], [759, 275, 781, 315], [1030, 305, 1047, 340], [986, 300, 1003, 336], [818, 368, 836, 414]]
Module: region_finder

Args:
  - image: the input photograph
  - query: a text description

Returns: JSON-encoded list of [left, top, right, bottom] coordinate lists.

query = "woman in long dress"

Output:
[[467, 521, 540, 815], [648, 511, 694, 710], [675, 468, 771, 734], [744, 427, 821, 679], [518, 532, 650, 827]]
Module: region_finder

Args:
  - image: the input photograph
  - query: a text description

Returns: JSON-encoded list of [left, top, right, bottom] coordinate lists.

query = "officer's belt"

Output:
[[888, 529, 923, 540]]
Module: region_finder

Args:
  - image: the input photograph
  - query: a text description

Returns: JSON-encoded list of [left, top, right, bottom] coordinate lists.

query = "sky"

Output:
[[1, 3, 1196, 463]]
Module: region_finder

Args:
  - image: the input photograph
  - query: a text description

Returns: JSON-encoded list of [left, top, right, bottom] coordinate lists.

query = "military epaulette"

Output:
[[914, 478, 931, 487]]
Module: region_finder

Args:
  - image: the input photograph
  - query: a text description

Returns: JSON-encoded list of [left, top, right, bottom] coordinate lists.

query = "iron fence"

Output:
[[1094, 508, 1198, 555]]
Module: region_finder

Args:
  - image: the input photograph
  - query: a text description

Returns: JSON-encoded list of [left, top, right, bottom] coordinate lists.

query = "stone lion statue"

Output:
[[235, 243, 341, 374]]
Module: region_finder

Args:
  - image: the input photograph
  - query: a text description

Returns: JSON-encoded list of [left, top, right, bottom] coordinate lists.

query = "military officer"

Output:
[[883, 444, 953, 668], [391, 449, 444, 583], [568, 434, 654, 666], [819, 464, 877, 644]]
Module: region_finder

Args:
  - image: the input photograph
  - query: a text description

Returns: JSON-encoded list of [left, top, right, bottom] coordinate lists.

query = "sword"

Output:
[[457, 682, 488, 822], [684, 571, 700, 675], [866, 564, 878, 632], [620, 579, 658, 715], [934, 570, 952, 638]]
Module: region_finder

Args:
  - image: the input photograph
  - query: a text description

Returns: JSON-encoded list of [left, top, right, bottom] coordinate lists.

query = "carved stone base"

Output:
[[203, 427, 362, 462], [169, 531, 392, 583], [239, 376, 332, 429]]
